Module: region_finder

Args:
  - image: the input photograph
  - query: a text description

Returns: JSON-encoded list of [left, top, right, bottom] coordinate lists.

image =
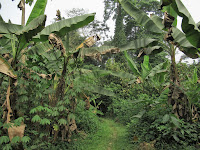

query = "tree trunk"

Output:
[[21, 0, 25, 26], [168, 44, 192, 121]]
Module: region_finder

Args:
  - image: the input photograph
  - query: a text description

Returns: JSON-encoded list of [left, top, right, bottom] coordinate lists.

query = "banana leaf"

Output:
[[161, 0, 200, 48], [171, 27, 200, 58], [124, 51, 140, 76], [28, 41, 54, 57], [148, 61, 169, 79], [141, 55, 151, 80], [89, 69, 136, 80], [143, 46, 163, 55], [26, 0, 47, 25], [34, 13, 96, 41], [119, 38, 159, 52], [79, 46, 119, 61], [119, 0, 163, 34], [0, 18, 22, 34], [150, 15, 165, 30], [82, 83, 115, 97]]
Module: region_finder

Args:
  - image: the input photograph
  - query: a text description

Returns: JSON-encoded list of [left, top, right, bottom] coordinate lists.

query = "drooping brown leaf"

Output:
[[8, 123, 26, 141], [0, 56, 17, 79], [80, 46, 120, 61], [48, 33, 66, 56]]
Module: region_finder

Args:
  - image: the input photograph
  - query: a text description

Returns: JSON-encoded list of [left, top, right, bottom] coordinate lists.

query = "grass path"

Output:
[[71, 118, 134, 150]]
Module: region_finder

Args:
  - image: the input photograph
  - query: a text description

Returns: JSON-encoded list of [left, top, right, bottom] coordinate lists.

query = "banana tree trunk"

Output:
[[168, 44, 192, 121], [21, 0, 25, 26]]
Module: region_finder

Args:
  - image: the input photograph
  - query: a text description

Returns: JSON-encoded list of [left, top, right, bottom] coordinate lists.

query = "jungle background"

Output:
[[0, 0, 200, 150]]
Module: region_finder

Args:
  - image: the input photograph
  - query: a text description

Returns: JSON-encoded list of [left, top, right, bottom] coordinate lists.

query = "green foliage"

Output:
[[113, 5, 127, 47], [0, 136, 10, 144], [75, 101, 100, 133]]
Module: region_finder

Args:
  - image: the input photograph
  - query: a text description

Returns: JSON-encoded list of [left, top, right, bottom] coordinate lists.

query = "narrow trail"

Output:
[[74, 118, 134, 150]]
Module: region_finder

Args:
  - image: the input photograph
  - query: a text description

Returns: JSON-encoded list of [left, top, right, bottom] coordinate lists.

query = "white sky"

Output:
[[0, 0, 200, 63]]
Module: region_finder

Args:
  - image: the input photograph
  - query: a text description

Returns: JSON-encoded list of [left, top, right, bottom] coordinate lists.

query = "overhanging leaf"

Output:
[[92, 69, 136, 80], [119, 0, 162, 34], [16, 15, 46, 41], [161, 0, 200, 48], [83, 83, 115, 97], [0, 55, 17, 78], [0, 17, 23, 34], [34, 13, 95, 41], [143, 46, 163, 55], [132, 110, 146, 118], [172, 27, 200, 58], [119, 38, 158, 52]]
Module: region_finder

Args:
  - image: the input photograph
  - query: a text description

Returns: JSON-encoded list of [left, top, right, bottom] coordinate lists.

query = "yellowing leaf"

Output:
[[0, 56, 17, 78]]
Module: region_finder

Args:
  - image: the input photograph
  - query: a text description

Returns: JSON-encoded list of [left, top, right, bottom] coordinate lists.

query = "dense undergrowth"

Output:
[[1, 0, 200, 150]]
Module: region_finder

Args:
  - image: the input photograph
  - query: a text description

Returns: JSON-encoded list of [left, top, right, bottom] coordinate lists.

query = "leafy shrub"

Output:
[[126, 91, 200, 150], [75, 101, 101, 133]]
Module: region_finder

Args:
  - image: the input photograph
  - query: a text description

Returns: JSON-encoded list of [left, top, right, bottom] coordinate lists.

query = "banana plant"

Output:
[[124, 51, 169, 92], [160, 0, 200, 48], [118, 0, 200, 121], [0, 1, 101, 144]]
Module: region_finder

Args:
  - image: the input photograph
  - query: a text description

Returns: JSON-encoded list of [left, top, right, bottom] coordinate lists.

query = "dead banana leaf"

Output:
[[0, 56, 17, 79], [8, 123, 26, 141], [80, 46, 120, 61], [48, 33, 66, 56]]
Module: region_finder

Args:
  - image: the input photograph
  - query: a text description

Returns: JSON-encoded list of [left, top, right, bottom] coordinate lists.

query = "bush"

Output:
[[127, 99, 200, 150], [75, 101, 101, 134]]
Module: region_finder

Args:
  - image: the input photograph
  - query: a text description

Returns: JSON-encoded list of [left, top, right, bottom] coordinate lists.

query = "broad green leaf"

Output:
[[161, 0, 200, 48], [0, 17, 23, 34], [15, 15, 46, 53], [172, 134, 180, 142], [119, 38, 158, 52], [141, 55, 151, 79], [132, 110, 146, 118], [162, 114, 170, 123], [143, 46, 163, 55], [150, 14, 165, 30], [0, 55, 17, 78], [192, 67, 198, 83], [124, 51, 140, 76], [171, 27, 200, 58], [171, 116, 180, 128], [16, 15, 46, 51], [28, 41, 54, 58], [34, 13, 95, 41], [141, 64, 150, 80], [148, 61, 169, 78], [83, 83, 115, 97], [119, 0, 162, 34], [142, 55, 150, 70], [93, 70, 136, 80], [26, 0, 47, 25]]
